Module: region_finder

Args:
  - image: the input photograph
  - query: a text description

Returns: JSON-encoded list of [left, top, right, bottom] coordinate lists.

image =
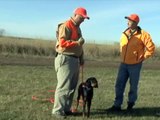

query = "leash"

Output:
[[32, 89, 55, 104], [32, 96, 54, 103], [81, 65, 84, 83], [71, 65, 84, 113]]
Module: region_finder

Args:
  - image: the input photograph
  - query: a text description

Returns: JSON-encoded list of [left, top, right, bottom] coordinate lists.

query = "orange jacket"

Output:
[[55, 18, 83, 57], [120, 27, 155, 64]]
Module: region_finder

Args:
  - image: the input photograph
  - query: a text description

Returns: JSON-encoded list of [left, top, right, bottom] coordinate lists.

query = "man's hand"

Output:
[[79, 58, 84, 66], [77, 37, 85, 46]]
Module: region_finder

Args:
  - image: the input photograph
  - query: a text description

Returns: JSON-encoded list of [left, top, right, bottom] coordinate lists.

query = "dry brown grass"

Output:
[[0, 36, 159, 62], [0, 36, 55, 56]]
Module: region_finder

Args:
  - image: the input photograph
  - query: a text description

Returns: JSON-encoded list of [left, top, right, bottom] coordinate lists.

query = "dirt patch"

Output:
[[0, 55, 53, 66], [0, 55, 159, 70]]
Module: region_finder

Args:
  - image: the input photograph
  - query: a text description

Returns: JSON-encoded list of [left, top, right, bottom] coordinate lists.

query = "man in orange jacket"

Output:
[[52, 7, 89, 119], [108, 14, 155, 111]]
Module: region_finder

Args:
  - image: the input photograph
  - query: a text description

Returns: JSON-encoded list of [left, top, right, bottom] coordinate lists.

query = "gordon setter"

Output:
[[76, 77, 98, 118]]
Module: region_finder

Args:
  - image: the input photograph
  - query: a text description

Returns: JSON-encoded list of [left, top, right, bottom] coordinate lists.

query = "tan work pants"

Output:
[[52, 54, 79, 115]]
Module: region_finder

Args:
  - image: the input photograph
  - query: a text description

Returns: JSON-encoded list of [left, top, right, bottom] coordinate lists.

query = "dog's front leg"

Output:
[[76, 88, 81, 110], [87, 99, 91, 118], [76, 100, 79, 111], [83, 99, 86, 118]]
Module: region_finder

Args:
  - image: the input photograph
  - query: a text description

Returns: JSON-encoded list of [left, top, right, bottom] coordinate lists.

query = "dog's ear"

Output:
[[92, 78, 98, 88], [86, 77, 95, 86], [86, 77, 98, 88], [85, 78, 91, 86]]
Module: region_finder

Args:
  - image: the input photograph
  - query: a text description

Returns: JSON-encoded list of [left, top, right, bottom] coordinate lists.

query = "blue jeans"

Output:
[[114, 62, 142, 107]]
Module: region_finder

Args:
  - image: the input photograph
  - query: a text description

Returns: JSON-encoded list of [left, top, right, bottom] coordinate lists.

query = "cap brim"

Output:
[[125, 16, 129, 19], [124, 16, 138, 23], [85, 17, 90, 20], [125, 16, 133, 21], [83, 15, 90, 20]]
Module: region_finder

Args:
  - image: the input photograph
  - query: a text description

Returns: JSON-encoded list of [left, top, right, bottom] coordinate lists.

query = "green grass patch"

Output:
[[0, 63, 160, 120]]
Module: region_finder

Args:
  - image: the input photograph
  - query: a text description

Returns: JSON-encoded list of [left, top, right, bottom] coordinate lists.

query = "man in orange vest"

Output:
[[52, 7, 89, 119], [108, 14, 155, 111]]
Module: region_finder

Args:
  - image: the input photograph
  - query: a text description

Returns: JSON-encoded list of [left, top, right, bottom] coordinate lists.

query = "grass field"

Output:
[[0, 60, 160, 120]]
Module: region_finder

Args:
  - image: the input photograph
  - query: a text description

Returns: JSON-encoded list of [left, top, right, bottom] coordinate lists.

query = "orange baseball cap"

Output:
[[74, 7, 90, 19], [125, 14, 140, 23]]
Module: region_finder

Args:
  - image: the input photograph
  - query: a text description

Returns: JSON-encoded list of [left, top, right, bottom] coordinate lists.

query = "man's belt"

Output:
[[56, 52, 79, 59]]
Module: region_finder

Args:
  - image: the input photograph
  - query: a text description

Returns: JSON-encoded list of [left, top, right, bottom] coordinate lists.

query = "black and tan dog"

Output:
[[76, 77, 98, 118]]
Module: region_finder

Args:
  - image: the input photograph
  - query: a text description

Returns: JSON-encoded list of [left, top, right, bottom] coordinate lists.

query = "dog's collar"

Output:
[[83, 85, 91, 91]]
